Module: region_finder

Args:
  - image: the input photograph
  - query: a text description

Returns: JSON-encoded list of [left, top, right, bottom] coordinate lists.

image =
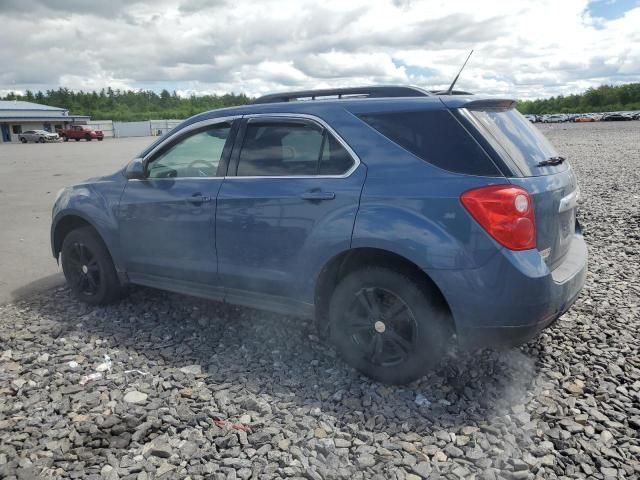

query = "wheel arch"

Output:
[[52, 213, 99, 260], [314, 247, 454, 336]]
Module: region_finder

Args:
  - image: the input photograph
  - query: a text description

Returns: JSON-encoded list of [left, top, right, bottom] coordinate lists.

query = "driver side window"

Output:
[[147, 123, 231, 179]]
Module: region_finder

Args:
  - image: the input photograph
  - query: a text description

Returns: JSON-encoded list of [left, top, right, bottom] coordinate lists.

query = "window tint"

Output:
[[319, 134, 354, 175], [358, 109, 499, 176], [237, 121, 355, 177], [147, 124, 230, 179], [237, 122, 322, 176]]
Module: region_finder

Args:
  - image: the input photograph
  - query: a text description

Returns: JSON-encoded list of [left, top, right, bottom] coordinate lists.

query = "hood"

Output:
[[76, 169, 126, 186]]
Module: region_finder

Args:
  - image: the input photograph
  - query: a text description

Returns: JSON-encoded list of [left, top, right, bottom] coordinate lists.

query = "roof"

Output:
[[0, 100, 66, 112], [189, 94, 508, 122]]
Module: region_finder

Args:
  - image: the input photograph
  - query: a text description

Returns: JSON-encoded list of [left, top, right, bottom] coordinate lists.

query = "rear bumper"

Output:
[[430, 233, 587, 349]]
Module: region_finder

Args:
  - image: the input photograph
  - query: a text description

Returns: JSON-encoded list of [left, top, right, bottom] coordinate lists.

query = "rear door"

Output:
[[461, 106, 577, 269], [118, 119, 235, 285], [215, 115, 364, 301]]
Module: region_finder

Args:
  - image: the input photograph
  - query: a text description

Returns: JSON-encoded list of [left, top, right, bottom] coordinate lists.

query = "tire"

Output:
[[75, 138, 80, 141], [39, 137, 45, 143], [328, 267, 451, 384], [85, 135, 92, 141], [63, 136, 68, 142], [20, 137, 27, 143], [61, 227, 123, 305], [98, 137, 103, 141]]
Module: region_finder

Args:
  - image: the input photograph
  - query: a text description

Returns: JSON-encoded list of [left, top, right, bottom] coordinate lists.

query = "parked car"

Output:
[[574, 115, 595, 123], [601, 113, 633, 121], [51, 86, 587, 384], [543, 114, 567, 123], [18, 129, 59, 143], [58, 125, 104, 141]]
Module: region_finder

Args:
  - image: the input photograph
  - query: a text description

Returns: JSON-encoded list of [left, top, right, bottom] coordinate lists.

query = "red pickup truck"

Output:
[[57, 125, 104, 142]]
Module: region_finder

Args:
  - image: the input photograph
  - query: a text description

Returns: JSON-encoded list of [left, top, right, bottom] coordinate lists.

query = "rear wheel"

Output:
[[328, 267, 451, 384], [61, 227, 123, 305]]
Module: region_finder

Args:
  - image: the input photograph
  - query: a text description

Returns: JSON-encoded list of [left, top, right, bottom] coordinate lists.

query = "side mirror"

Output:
[[125, 158, 146, 180]]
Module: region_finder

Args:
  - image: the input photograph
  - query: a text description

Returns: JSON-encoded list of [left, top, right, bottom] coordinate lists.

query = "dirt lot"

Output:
[[0, 137, 152, 303], [0, 122, 639, 479]]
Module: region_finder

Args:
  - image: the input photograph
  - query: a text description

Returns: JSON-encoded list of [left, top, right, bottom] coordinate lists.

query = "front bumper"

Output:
[[430, 233, 587, 349]]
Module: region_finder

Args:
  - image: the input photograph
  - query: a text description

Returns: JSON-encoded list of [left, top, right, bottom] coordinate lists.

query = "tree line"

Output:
[[517, 83, 640, 114], [0, 88, 252, 121], [1, 83, 639, 121]]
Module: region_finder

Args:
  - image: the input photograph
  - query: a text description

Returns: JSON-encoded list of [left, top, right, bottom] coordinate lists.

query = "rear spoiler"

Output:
[[440, 97, 516, 111]]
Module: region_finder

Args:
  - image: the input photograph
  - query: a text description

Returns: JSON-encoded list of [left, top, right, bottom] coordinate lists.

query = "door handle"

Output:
[[300, 190, 335, 201], [187, 193, 212, 205]]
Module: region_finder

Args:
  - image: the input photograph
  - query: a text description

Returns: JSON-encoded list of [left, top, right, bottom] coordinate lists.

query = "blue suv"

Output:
[[51, 86, 587, 384]]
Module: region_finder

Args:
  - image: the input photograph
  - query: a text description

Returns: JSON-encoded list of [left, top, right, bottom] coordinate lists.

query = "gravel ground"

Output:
[[1, 122, 639, 480]]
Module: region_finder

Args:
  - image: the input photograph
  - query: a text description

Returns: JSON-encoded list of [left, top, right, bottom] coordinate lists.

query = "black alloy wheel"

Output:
[[329, 267, 451, 384], [344, 287, 417, 367], [64, 241, 101, 296], [61, 227, 123, 304]]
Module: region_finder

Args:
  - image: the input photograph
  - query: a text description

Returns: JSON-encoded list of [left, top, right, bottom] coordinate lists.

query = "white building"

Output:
[[0, 101, 89, 143]]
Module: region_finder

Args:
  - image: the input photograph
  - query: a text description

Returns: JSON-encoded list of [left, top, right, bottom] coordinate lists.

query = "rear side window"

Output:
[[358, 109, 499, 176], [236, 121, 355, 176], [319, 134, 354, 175]]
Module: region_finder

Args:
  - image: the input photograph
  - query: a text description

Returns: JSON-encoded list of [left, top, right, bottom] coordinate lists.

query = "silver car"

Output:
[[18, 130, 59, 143]]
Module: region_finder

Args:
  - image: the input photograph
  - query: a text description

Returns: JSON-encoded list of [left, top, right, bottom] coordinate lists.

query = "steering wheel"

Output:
[[187, 160, 213, 177]]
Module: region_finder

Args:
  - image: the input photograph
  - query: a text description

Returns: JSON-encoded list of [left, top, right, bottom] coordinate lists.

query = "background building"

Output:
[[0, 101, 89, 143]]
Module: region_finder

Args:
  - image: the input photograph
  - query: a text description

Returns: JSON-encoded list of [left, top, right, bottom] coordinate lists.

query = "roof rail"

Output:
[[253, 85, 433, 104]]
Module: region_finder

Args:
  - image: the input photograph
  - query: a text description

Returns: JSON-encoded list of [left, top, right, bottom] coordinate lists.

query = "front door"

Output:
[[118, 120, 235, 285], [216, 116, 364, 301]]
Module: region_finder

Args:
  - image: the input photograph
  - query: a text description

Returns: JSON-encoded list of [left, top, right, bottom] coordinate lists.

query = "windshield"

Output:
[[468, 108, 567, 176]]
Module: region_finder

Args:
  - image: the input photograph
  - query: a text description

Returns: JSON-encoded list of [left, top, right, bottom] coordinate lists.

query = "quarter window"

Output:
[[147, 124, 230, 179], [236, 120, 354, 176], [359, 110, 499, 176]]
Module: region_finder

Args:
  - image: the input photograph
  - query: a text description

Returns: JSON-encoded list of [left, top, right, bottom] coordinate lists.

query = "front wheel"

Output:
[[61, 227, 123, 305], [20, 137, 27, 143], [75, 138, 80, 141], [39, 137, 45, 143], [329, 267, 451, 384], [63, 136, 68, 142]]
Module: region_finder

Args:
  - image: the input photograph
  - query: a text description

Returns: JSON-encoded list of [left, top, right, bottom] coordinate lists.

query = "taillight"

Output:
[[460, 185, 536, 250]]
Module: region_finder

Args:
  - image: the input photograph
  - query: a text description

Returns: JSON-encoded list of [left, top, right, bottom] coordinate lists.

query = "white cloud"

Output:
[[0, 0, 638, 99]]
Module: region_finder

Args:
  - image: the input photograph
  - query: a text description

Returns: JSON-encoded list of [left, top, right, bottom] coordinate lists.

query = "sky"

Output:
[[0, 0, 639, 100]]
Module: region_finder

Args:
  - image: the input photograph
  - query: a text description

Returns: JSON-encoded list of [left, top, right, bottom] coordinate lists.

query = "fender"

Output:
[[51, 179, 126, 275]]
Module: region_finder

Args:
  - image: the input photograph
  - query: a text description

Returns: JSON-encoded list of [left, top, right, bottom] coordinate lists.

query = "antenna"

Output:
[[444, 50, 473, 95]]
